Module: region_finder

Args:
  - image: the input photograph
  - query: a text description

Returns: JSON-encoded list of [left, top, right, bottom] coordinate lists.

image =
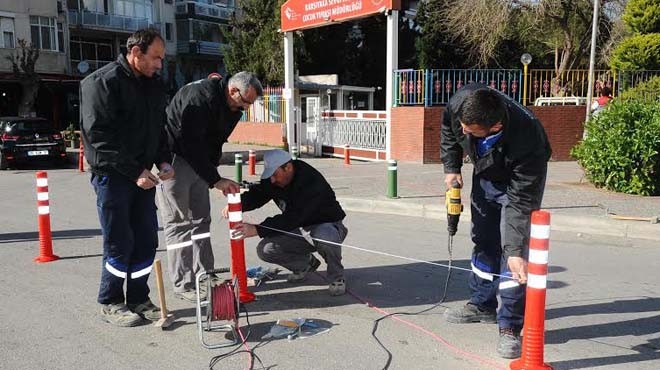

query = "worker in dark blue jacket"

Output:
[[441, 84, 551, 358], [81, 28, 173, 327]]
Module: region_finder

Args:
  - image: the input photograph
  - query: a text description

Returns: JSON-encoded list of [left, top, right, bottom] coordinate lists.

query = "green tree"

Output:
[[5, 39, 40, 117], [224, 0, 285, 85], [613, 0, 660, 70], [622, 0, 660, 34], [611, 33, 660, 70]]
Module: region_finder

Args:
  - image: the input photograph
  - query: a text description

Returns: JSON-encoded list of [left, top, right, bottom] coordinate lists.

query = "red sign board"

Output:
[[281, 0, 400, 32]]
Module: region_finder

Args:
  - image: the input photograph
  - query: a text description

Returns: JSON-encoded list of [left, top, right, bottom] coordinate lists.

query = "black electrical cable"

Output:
[[369, 233, 455, 370], [209, 305, 266, 370]]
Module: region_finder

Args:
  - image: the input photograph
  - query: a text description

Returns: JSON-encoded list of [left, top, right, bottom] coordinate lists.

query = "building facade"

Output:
[[0, 0, 234, 127], [0, 0, 68, 122]]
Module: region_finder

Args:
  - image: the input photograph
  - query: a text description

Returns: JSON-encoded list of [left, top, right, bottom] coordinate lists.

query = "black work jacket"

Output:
[[165, 76, 243, 187], [441, 84, 552, 258], [241, 160, 346, 238], [80, 54, 170, 180]]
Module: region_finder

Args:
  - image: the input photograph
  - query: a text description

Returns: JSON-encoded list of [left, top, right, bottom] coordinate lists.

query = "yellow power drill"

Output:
[[446, 180, 463, 236]]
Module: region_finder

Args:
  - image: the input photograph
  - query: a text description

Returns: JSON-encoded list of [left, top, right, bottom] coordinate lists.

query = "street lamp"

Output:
[[521, 53, 532, 106]]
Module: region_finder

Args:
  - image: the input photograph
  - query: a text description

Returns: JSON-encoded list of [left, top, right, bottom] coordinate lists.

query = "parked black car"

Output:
[[0, 117, 67, 170]]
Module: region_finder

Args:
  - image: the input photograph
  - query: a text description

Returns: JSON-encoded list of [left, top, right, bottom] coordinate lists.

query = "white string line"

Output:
[[254, 224, 517, 281]]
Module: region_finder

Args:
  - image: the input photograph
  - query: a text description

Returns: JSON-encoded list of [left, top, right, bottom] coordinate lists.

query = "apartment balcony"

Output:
[[177, 40, 224, 56], [175, 1, 234, 22], [68, 10, 152, 32]]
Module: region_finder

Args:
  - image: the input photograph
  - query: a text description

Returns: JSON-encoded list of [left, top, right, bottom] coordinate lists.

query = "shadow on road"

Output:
[[0, 228, 103, 244]]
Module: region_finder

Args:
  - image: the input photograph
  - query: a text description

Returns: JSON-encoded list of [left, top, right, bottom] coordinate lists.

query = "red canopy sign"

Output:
[[281, 0, 400, 32]]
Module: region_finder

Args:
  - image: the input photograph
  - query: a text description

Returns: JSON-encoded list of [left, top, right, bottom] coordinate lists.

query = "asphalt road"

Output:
[[1, 166, 658, 370]]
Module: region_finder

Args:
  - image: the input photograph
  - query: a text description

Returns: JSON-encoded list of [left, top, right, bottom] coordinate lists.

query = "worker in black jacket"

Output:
[[80, 28, 173, 327], [441, 84, 551, 359], [158, 72, 263, 302], [223, 150, 349, 296]]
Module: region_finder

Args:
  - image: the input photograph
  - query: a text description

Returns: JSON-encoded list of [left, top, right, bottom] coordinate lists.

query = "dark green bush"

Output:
[[572, 100, 660, 195], [611, 33, 660, 71], [620, 75, 660, 102]]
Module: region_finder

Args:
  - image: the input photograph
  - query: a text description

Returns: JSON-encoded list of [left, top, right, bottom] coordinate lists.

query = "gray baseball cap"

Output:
[[261, 149, 293, 179]]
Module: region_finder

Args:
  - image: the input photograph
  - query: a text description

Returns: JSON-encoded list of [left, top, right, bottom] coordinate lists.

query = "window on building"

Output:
[[30, 16, 58, 51], [70, 36, 114, 73], [0, 17, 15, 49], [165, 23, 173, 41], [164, 0, 172, 4], [57, 22, 64, 52], [67, 0, 81, 11]]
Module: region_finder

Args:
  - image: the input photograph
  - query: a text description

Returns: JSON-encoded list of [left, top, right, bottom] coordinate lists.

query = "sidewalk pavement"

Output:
[[223, 143, 660, 242]]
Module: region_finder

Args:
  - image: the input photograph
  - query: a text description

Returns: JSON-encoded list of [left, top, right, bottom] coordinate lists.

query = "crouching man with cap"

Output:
[[222, 149, 348, 296]]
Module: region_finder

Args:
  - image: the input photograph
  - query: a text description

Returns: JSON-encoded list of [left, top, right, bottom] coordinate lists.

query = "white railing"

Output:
[[318, 111, 387, 151]]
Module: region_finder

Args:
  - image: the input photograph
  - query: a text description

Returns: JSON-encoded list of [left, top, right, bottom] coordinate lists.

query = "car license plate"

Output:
[[28, 150, 49, 156]]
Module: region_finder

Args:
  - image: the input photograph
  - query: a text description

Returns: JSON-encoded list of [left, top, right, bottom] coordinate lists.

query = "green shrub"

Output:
[[611, 33, 660, 70], [620, 75, 660, 102], [572, 100, 660, 195], [623, 0, 660, 34]]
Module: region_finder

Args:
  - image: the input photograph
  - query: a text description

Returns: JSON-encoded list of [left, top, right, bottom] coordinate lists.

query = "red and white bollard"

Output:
[[344, 144, 351, 165], [510, 210, 553, 370], [78, 141, 85, 172], [248, 149, 256, 176], [227, 193, 256, 303], [34, 171, 59, 263]]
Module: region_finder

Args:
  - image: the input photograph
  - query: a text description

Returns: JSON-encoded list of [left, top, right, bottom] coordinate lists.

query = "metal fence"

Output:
[[394, 69, 522, 106], [68, 10, 150, 32], [241, 94, 286, 124], [525, 69, 615, 105], [394, 69, 660, 106], [319, 115, 387, 151]]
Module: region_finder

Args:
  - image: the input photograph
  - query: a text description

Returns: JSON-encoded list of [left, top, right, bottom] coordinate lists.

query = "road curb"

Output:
[[338, 196, 660, 242]]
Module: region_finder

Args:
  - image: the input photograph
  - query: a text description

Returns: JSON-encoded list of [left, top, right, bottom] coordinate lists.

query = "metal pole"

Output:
[[234, 153, 242, 183], [585, 0, 601, 125], [284, 31, 296, 152], [523, 64, 528, 106], [385, 10, 399, 160], [387, 159, 398, 198]]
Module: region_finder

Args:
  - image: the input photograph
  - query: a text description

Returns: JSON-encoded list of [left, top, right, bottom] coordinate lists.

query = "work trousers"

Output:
[[157, 156, 214, 293], [92, 172, 158, 305], [257, 221, 348, 281], [467, 171, 544, 330]]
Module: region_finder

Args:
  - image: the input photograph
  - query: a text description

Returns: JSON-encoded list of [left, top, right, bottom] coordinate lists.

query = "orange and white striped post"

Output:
[[344, 144, 351, 165], [510, 210, 553, 370], [34, 171, 59, 263], [78, 141, 85, 172], [227, 193, 256, 303], [248, 149, 256, 176]]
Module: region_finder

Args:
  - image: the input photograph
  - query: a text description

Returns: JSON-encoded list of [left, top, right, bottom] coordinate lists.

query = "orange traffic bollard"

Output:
[[344, 144, 351, 165], [510, 210, 553, 370], [78, 141, 85, 172], [248, 149, 256, 176], [34, 171, 59, 263], [227, 193, 255, 303]]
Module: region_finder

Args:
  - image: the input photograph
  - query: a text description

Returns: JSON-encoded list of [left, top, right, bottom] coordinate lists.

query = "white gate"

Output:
[[300, 96, 321, 156]]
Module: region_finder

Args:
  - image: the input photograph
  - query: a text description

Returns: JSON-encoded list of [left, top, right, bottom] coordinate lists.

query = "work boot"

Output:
[[497, 327, 522, 359], [287, 255, 321, 283], [444, 303, 496, 324], [128, 299, 161, 321], [328, 278, 346, 296], [101, 303, 143, 327]]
